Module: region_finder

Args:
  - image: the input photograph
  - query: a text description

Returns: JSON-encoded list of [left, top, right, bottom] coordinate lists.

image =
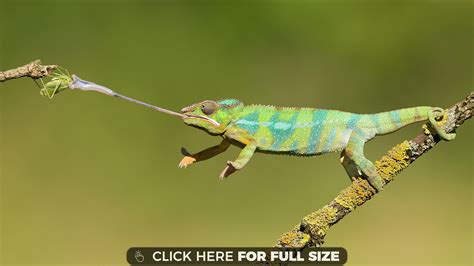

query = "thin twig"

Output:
[[0, 59, 57, 82], [276, 92, 473, 248]]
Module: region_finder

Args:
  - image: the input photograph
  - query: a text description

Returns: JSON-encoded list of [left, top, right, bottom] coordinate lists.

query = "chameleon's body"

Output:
[[179, 99, 455, 191]]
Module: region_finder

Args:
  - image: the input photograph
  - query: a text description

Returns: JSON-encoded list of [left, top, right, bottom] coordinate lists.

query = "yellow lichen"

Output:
[[277, 231, 310, 248], [335, 179, 374, 210], [317, 229, 326, 236], [375, 141, 411, 182], [301, 206, 339, 237], [422, 124, 431, 135], [276, 141, 423, 248], [301, 232, 310, 243]]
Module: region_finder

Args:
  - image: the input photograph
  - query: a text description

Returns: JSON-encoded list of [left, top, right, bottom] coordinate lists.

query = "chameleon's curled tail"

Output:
[[372, 106, 455, 140], [428, 107, 456, 140]]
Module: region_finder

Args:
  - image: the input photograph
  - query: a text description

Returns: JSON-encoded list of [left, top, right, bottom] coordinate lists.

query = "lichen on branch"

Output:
[[276, 92, 473, 248]]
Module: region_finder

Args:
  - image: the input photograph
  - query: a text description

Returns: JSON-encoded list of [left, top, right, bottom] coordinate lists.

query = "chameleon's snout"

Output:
[[180, 105, 195, 113]]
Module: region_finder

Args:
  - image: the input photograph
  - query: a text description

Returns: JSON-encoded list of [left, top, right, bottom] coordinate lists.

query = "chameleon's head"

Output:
[[181, 99, 243, 135]]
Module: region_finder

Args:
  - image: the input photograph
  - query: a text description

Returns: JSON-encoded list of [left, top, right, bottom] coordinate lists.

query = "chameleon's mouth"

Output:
[[183, 114, 221, 127]]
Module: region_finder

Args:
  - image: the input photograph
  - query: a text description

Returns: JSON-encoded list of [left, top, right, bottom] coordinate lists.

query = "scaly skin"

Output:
[[179, 99, 455, 191]]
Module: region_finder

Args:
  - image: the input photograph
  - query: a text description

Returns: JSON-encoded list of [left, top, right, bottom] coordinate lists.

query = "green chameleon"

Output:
[[61, 76, 455, 192], [178, 99, 455, 191]]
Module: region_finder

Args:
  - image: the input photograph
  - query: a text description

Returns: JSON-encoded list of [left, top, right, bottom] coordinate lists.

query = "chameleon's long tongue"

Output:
[[69, 74, 186, 118]]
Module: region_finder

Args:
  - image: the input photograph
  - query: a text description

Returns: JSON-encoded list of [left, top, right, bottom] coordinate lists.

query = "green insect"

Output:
[[35, 67, 72, 99]]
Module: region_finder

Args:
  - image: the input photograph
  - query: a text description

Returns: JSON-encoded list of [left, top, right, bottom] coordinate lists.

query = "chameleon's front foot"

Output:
[[219, 161, 238, 180], [179, 156, 196, 168], [179, 147, 196, 168]]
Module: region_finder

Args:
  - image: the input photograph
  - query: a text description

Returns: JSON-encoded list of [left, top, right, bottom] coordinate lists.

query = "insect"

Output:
[[35, 67, 72, 99]]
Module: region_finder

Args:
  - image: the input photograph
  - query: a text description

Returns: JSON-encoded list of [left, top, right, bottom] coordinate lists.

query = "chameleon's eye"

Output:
[[201, 101, 217, 115]]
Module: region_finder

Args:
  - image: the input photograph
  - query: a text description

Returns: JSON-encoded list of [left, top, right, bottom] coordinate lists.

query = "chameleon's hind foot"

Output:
[[429, 108, 456, 141], [219, 162, 237, 180], [366, 174, 384, 192], [341, 150, 383, 191], [340, 151, 360, 181]]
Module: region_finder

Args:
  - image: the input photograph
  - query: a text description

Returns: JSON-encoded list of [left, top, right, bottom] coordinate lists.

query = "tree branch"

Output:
[[275, 92, 473, 248], [0, 59, 57, 82]]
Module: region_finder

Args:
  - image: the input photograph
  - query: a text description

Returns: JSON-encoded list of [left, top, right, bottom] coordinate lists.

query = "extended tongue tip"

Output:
[[69, 74, 187, 119], [69, 74, 116, 96]]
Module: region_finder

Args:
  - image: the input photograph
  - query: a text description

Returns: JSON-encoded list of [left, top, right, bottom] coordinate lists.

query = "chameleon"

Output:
[[63, 76, 455, 192], [178, 99, 455, 191]]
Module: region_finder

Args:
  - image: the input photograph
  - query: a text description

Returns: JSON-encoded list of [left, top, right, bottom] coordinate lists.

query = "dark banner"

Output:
[[126, 247, 347, 265]]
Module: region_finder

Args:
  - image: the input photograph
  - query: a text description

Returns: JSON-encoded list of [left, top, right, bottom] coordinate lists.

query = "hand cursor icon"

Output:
[[134, 250, 145, 263]]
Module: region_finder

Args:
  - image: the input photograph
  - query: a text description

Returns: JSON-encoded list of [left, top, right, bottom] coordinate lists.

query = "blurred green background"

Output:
[[1, 1, 472, 265]]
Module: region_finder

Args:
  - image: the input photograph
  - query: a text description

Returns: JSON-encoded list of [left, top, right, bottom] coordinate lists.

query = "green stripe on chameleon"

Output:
[[254, 127, 274, 149], [296, 109, 315, 152], [257, 107, 278, 123], [307, 110, 329, 154], [323, 128, 337, 152], [252, 107, 277, 149], [270, 112, 298, 150], [276, 108, 298, 121], [238, 105, 258, 117], [280, 109, 314, 151], [314, 111, 348, 154], [375, 111, 393, 133], [400, 107, 426, 124]]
